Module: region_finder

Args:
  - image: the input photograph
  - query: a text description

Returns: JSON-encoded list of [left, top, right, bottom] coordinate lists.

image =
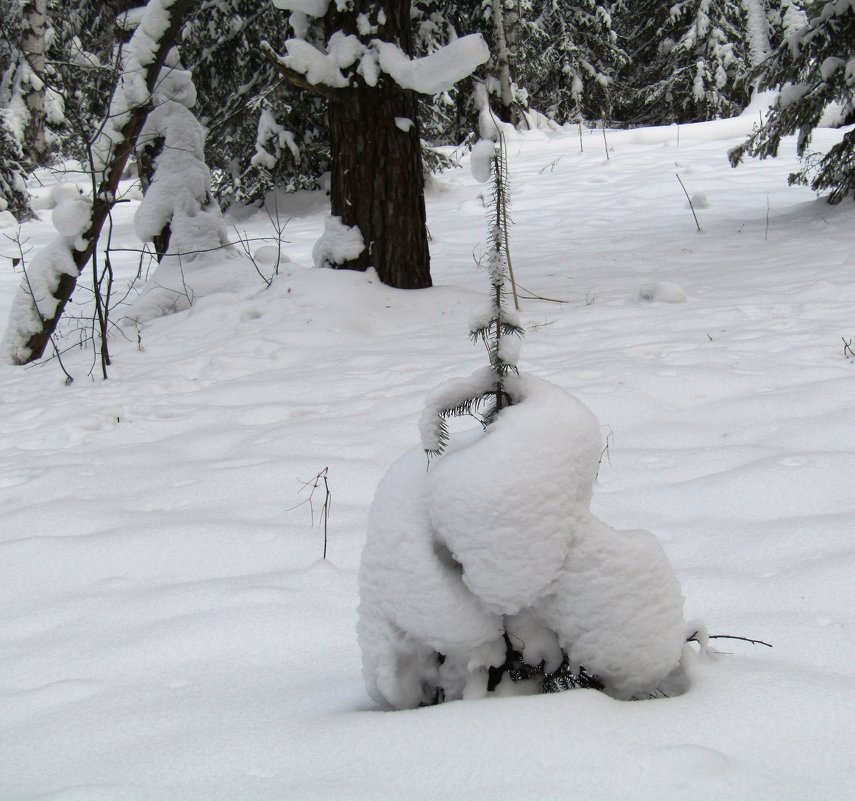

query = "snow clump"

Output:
[[312, 216, 365, 268], [52, 197, 92, 247], [358, 373, 687, 708], [639, 281, 687, 304], [470, 139, 497, 183]]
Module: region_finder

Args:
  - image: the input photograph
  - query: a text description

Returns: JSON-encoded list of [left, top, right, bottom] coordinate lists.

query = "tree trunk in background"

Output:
[[325, 1, 431, 289], [19, 0, 48, 164], [491, 0, 518, 126]]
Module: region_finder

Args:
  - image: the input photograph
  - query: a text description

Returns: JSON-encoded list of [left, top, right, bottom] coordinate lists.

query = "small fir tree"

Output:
[[729, 1, 855, 204], [358, 122, 687, 709], [421, 132, 524, 457]]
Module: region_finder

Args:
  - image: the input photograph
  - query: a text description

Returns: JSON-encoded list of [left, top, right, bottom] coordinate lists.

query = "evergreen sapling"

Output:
[[421, 132, 523, 458], [357, 121, 689, 709]]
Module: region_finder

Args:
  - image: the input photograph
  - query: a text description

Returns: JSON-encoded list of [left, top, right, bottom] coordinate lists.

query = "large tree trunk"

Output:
[[325, 1, 431, 289]]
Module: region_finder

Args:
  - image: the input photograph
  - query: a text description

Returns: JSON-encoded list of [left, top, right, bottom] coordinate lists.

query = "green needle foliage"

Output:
[[729, 1, 855, 204], [422, 130, 524, 458]]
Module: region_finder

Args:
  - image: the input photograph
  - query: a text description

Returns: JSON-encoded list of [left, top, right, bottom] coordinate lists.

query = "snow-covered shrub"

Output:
[[357, 131, 687, 709]]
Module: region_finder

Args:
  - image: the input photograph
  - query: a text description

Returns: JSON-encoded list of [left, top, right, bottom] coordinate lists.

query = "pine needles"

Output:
[[421, 131, 523, 459]]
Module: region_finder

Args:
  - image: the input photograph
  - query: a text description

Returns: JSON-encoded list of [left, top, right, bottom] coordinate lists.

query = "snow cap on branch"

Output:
[[374, 35, 490, 94], [271, 0, 330, 16], [273, 27, 489, 94], [93, 0, 189, 173]]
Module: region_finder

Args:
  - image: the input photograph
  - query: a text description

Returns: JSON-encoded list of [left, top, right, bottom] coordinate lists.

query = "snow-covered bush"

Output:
[[357, 131, 687, 709]]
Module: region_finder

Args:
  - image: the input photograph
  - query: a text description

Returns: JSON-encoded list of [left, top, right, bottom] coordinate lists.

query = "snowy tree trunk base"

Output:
[[328, 82, 430, 289], [322, 0, 431, 290], [358, 375, 687, 709]]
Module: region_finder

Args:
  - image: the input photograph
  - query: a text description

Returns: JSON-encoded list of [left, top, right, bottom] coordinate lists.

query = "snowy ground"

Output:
[[2, 107, 854, 800]]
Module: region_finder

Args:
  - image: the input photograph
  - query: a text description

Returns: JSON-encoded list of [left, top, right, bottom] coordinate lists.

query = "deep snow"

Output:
[[1, 106, 855, 800]]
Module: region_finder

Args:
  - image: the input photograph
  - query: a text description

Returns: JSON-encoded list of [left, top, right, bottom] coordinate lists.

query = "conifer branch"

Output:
[[260, 43, 342, 101]]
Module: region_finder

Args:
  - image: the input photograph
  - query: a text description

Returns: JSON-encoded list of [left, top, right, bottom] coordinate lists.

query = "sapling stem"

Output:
[[675, 173, 701, 232]]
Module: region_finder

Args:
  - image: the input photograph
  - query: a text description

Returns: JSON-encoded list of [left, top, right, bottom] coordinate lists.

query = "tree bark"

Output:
[[19, 0, 48, 164], [324, 1, 431, 289], [491, 0, 519, 126]]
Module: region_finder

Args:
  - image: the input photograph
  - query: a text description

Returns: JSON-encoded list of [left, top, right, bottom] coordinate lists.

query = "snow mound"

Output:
[[359, 374, 686, 708], [313, 215, 365, 268], [639, 281, 687, 304], [253, 245, 290, 266], [358, 445, 503, 709], [427, 375, 601, 613], [134, 102, 225, 256], [535, 514, 686, 699]]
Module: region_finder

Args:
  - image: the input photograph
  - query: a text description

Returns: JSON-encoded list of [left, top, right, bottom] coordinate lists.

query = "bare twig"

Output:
[[765, 193, 770, 241], [287, 467, 332, 559], [537, 156, 563, 175], [676, 173, 702, 232], [687, 628, 772, 648], [596, 426, 614, 480]]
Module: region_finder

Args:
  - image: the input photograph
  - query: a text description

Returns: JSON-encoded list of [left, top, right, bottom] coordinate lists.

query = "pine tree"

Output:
[[766, 0, 809, 50], [412, 0, 483, 146], [45, 0, 139, 162], [617, 0, 753, 124], [729, 1, 855, 204], [514, 1, 629, 123], [0, 120, 30, 221], [0, 0, 31, 219], [421, 133, 524, 457]]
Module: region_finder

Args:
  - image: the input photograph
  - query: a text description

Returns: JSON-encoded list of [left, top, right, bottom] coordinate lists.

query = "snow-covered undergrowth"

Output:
[[2, 107, 855, 799], [359, 372, 686, 707]]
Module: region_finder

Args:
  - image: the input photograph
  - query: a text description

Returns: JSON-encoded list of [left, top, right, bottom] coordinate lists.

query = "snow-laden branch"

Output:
[[264, 32, 489, 95]]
